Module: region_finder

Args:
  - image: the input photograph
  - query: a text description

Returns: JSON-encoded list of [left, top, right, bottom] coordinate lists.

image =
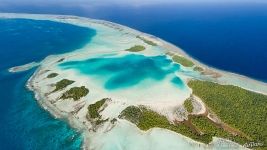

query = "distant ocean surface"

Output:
[[0, 19, 96, 149], [3, 2, 266, 81], [86, 3, 267, 82], [0, 2, 267, 149]]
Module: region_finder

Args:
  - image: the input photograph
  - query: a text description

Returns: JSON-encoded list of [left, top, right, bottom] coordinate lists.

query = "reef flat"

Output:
[[2, 13, 266, 150]]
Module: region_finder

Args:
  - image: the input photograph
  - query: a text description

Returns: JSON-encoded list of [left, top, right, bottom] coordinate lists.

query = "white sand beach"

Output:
[[1, 13, 262, 150]]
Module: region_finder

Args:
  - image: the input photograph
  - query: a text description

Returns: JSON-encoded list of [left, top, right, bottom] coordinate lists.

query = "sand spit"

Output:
[[8, 62, 40, 73]]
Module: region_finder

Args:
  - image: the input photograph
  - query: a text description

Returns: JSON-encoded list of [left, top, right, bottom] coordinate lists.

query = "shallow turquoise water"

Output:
[[0, 18, 96, 149], [59, 54, 184, 90]]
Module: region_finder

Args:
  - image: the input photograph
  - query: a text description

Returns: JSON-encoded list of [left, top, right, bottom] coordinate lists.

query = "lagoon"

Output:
[[59, 54, 184, 90]]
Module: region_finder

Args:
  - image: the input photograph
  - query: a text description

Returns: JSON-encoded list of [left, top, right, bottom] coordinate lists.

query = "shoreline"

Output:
[[155, 36, 267, 95], [26, 66, 91, 148], [2, 12, 267, 93], [1, 13, 264, 150]]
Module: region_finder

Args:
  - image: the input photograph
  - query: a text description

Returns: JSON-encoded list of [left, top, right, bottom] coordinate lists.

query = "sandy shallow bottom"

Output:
[[1, 13, 264, 150], [88, 120, 246, 150]]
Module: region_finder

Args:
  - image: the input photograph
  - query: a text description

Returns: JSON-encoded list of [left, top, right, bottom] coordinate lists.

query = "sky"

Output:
[[1, 0, 267, 6]]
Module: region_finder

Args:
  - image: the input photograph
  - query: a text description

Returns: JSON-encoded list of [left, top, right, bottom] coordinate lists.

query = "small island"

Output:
[[52, 79, 75, 92], [172, 54, 195, 67], [125, 45, 146, 52], [47, 73, 59, 78], [61, 86, 89, 101], [87, 98, 110, 127], [4, 13, 264, 150], [136, 35, 157, 46]]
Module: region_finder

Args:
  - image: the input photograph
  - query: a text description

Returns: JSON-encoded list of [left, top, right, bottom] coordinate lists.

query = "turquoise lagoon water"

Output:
[[59, 54, 185, 90], [0, 18, 96, 149]]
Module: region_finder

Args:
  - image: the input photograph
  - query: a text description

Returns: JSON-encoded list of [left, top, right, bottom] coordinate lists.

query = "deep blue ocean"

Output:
[[0, 1, 267, 149], [2, 2, 266, 81], [0, 19, 96, 149], [84, 3, 267, 82]]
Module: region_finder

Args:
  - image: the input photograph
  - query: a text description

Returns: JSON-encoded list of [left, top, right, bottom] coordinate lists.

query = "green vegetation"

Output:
[[188, 80, 267, 148], [126, 45, 145, 52], [119, 106, 220, 144], [184, 98, 194, 113], [193, 66, 204, 72], [95, 118, 108, 126], [53, 79, 75, 92], [87, 98, 109, 127], [191, 116, 247, 145], [120, 106, 184, 130], [119, 106, 142, 124], [166, 52, 175, 56], [136, 35, 157, 46], [57, 58, 65, 62], [120, 105, 251, 145], [118, 80, 267, 148], [111, 118, 117, 124], [172, 55, 194, 67], [47, 73, 58, 78], [88, 98, 107, 119], [61, 86, 89, 101]]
